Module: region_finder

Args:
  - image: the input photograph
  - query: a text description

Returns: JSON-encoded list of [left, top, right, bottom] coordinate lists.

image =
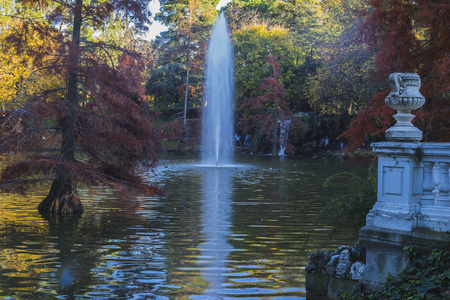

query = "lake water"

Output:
[[0, 154, 364, 299]]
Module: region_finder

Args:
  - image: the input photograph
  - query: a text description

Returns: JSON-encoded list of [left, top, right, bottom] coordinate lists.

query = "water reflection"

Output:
[[42, 213, 82, 296], [198, 167, 233, 296], [0, 154, 364, 299]]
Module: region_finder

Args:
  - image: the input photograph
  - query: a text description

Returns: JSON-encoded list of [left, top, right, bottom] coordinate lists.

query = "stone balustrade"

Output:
[[355, 72, 449, 292], [367, 142, 450, 232], [418, 143, 450, 231], [364, 73, 450, 232], [420, 143, 450, 206]]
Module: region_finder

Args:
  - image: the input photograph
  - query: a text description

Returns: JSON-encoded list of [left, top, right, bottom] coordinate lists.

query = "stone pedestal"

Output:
[[367, 142, 422, 231], [365, 73, 427, 232]]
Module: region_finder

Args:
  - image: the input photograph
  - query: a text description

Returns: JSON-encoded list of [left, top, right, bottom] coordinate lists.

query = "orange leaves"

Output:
[[0, 16, 64, 109], [238, 55, 308, 150], [1, 0, 162, 199]]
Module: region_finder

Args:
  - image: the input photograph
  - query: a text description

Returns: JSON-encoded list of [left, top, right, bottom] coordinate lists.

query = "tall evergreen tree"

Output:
[[147, 0, 218, 114]]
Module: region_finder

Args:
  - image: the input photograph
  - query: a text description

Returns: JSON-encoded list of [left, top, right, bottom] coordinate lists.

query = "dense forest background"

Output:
[[1, 0, 448, 155], [0, 0, 448, 210], [146, 0, 449, 153]]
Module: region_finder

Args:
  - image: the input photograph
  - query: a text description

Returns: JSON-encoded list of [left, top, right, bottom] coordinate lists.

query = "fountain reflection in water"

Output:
[[198, 167, 233, 296], [202, 12, 234, 166]]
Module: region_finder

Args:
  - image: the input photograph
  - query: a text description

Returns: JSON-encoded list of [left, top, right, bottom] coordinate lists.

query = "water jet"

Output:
[[202, 13, 234, 167]]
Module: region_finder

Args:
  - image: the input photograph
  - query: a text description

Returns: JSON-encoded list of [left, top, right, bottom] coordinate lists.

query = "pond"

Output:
[[0, 153, 365, 299]]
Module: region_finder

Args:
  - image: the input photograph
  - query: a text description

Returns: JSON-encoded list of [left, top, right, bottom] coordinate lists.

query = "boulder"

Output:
[[350, 261, 365, 281], [336, 249, 352, 278], [306, 250, 332, 273], [325, 255, 340, 276]]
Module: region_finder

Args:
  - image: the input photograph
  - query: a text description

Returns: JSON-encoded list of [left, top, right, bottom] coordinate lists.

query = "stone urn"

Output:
[[384, 73, 425, 142]]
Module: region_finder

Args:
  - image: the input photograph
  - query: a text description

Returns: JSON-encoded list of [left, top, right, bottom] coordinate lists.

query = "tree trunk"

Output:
[[38, 174, 83, 214], [183, 10, 192, 128], [179, 24, 191, 155], [183, 47, 190, 127], [38, 0, 83, 214]]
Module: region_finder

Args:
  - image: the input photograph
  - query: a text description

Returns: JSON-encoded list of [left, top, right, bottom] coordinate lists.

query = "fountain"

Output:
[[202, 13, 234, 166], [278, 119, 291, 156]]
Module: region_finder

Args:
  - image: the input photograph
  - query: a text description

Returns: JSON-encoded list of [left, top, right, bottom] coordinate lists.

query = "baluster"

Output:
[[421, 161, 435, 205], [437, 162, 450, 206]]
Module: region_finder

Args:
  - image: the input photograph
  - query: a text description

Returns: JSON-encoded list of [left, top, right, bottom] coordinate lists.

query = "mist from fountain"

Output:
[[202, 12, 234, 166]]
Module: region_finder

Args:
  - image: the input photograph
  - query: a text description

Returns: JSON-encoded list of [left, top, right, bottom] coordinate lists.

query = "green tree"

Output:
[[307, 24, 378, 116], [233, 23, 307, 112], [228, 0, 335, 59], [146, 62, 187, 111], [148, 0, 217, 117]]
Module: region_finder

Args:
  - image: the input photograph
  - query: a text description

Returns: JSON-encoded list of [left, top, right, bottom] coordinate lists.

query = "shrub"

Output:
[[318, 160, 377, 231]]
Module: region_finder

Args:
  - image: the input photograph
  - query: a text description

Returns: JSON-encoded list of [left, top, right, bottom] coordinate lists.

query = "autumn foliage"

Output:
[[238, 55, 308, 154], [342, 0, 450, 146], [0, 52, 160, 189], [0, 0, 160, 214]]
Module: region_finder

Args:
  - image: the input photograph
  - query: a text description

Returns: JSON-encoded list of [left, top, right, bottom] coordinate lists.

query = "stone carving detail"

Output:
[[438, 162, 450, 206], [384, 73, 425, 142], [421, 161, 436, 205]]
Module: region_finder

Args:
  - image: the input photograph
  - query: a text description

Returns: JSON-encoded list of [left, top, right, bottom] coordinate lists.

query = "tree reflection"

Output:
[[41, 213, 82, 299], [0, 187, 161, 298]]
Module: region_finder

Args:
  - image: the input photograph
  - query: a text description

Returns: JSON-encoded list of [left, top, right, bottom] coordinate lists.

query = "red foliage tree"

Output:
[[0, 0, 160, 214], [343, 0, 450, 147], [238, 55, 308, 155]]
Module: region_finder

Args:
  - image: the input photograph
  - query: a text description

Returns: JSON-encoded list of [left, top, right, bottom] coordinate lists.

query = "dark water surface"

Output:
[[0, 154, 364, 299]]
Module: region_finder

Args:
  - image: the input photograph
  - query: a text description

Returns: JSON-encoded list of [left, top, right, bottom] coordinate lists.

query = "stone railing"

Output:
[[420, 144, 450, 206], [359, 73, 450, 291], [418, 143, 450, 231], [365, 73, 450, 232], [368, 142, 450, 232]]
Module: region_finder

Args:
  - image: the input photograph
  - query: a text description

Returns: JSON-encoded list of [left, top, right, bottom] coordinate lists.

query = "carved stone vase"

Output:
[[384, 73, 425, 141]]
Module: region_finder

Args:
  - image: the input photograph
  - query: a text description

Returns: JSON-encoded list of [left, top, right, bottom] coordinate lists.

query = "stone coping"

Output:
[[372, 142, 450, 159], [360, 226, 450, 251]]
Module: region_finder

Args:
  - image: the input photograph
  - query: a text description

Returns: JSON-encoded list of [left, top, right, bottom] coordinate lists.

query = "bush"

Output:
[[317, 160, 377, 231]]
